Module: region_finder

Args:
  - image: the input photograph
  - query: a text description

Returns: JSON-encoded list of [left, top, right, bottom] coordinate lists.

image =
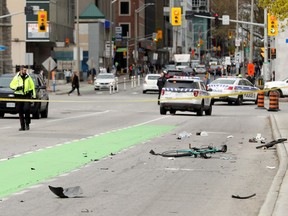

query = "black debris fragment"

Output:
[[48, 185, 83, 198], [149, 150, 161, 156], [256, 138, 287, 149], [232, 193, 256, 199]]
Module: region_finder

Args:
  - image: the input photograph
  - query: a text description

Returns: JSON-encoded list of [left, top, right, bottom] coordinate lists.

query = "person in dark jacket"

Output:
[[157, 72, 167, 105], [68, 71, 81, 96]]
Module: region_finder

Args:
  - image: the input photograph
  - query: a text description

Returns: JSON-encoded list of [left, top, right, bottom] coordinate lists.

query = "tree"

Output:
[[258, 0, 288, 21]]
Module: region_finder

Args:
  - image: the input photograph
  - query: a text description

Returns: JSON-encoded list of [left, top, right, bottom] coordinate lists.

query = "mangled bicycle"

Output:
[[150, 144, 227, 159]]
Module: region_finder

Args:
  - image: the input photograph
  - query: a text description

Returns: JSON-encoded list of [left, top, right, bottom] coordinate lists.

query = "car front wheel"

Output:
[[196, 102, 204, 116], [205, 104, 212, 116], [160, 107, 167, 115], [0, 112, 4, 118], [41, 103, 49, 118]]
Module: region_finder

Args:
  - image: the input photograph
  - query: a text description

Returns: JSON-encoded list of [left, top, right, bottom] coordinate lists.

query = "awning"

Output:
[[116, 48, 127, 52]]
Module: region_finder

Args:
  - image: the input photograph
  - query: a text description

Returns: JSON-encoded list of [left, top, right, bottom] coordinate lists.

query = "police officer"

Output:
[[157, 71, 167, 105], [10, 66, 36, 131]]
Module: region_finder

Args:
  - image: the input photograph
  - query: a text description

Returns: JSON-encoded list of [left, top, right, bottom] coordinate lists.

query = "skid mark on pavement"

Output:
[[0, 124, 175, 199]]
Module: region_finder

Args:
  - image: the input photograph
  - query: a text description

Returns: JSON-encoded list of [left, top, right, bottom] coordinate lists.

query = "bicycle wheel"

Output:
[[161, 150, 192, 157]]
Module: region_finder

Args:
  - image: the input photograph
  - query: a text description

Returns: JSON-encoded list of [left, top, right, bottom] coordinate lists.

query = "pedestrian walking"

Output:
[[157, 71, 167, 105], [68, 71, 81, 96], [64, 69, 72, 84], [10, 66, 36, 131]]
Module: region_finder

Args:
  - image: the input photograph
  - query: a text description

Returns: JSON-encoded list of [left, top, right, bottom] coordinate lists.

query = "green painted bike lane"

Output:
[[0, 124, 175, 199]]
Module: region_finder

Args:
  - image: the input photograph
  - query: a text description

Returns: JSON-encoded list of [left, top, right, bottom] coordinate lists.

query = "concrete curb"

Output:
[[258, 114, 288, 216]]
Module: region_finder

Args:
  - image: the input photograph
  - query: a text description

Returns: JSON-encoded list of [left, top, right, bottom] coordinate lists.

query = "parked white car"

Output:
[[264, 78, 288, 97], [142, 74, 160, 94], [94, 73, 117, 90]]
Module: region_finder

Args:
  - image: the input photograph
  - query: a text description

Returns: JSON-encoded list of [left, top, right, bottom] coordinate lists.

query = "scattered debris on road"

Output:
[[249, 133, 266, 143], [232, 193, 256, 199], [266, 166, 276, 169], [177, 131, 191, 139], [48, 185, 83, 198], [196, 131, 208, 136], [256, 138, 287, 149]]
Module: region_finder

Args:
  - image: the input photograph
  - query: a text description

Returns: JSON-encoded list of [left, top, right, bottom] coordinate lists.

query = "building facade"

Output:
[[0, 0, 12, 74], [7, 0, 74, 72]]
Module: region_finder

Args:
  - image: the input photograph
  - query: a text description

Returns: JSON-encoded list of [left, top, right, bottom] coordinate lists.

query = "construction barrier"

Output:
[[256, 91, 265, 109], [268, 90, 279, 112]]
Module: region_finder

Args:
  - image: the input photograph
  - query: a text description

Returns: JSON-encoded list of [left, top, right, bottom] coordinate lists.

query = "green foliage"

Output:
[[258, 0, 288, 21]]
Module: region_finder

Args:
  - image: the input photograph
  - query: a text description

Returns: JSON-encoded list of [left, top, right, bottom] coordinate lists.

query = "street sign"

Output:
[[42, 57, 57, 71], [115, 26, 122, 42], [235, 38, 241, 47], [25, 53, 33, 66], [222, 15, 230, 25]]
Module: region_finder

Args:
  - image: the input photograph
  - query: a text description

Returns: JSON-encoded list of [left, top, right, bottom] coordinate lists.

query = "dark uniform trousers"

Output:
[[16, 95, 31, 129]]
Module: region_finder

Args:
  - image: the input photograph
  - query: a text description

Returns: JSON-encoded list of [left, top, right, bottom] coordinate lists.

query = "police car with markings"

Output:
[[159, 76, 212, 116], [207, 77, 259, 105]]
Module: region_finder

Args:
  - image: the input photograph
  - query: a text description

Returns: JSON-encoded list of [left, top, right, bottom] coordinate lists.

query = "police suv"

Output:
[[207, 77, 259, 105], [159, 76, 212, 116]]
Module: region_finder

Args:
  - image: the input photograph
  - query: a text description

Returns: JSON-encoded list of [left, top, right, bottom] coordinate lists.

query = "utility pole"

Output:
[[249, 0, 254, 63], [235, 0, 239, 55]]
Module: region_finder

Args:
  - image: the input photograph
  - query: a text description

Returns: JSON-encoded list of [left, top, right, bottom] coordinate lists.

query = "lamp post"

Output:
[[109, 0, 118, 69], [134, 3, 154, 64]]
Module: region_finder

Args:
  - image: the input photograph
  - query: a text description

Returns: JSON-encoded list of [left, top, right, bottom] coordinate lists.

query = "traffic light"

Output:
[[261, 47, 265, 58], [268, 13, 278, 36], [214, 13, 220, 28], [38, 10, 47, 32], [271, 48, 276, 59], [228, 31, 233, 39], [171, 7, 182, 26], [157, 30, 163, 40], [152, 32, 158, 42]]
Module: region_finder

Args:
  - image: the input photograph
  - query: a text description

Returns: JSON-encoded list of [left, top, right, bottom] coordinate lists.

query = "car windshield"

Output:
[[0, 76, 13, 88], [165, 80, 198, 89], [147, 75, 160, 80], [97, 74, 114, 79], [210, 79, 236, 85]]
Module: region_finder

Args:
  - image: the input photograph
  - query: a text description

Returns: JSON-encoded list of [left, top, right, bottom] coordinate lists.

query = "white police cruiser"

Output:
[[207, 77, 259, 105], [159, 76, 212, 116]]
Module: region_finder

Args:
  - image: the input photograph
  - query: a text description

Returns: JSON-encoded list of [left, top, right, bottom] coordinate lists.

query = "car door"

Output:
[[35, 76, 48, 110], [199, 82, 211, 106], [240, 80, 257, 101]]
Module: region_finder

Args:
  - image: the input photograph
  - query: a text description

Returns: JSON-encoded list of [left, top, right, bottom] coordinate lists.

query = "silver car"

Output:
[[94, 73, 117, 90]]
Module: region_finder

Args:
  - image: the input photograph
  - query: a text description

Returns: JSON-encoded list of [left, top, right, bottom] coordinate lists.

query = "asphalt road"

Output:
[[0, 85, 281, 216]]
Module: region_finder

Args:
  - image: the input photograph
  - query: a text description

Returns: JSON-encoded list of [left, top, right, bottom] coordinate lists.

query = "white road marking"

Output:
[[46, 110, 110, 123]]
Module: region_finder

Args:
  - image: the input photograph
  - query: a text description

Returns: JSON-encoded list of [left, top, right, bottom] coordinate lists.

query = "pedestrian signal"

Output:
[[171, 7, 182, 26], [271, 48, 276, 59], [38, 10, 47, 32], [247, 63, 255, 76]]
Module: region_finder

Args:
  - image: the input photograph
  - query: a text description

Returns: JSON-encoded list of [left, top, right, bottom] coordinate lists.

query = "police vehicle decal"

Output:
[[163, 88, 195, 92]]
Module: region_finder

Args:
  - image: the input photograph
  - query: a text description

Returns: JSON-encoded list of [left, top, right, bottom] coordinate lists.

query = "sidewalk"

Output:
[[49, 73, 131, 95], [258, 113, 288, 216]]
